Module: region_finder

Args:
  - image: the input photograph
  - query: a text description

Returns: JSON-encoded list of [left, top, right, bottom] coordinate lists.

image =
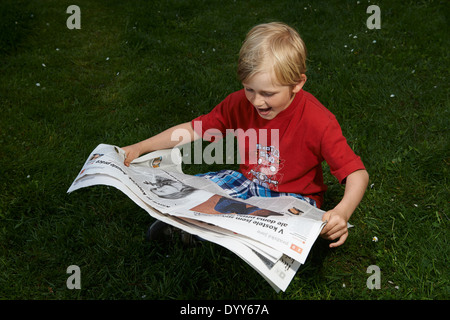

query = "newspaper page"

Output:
[[68, 171, 298, 292], [68, 144, 327, 291]]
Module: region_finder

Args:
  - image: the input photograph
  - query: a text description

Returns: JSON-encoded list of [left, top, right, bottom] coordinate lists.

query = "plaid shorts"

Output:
[[196, 169, 317, 207]]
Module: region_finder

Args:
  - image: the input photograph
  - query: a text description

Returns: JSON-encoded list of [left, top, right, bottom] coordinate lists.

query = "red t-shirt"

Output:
[[192, 89, 365, 208]]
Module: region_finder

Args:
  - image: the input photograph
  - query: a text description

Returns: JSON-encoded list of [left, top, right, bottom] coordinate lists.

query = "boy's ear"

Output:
[[293, 74, 307, 93]]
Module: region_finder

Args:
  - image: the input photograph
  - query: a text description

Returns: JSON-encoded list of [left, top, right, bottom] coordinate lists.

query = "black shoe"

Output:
[[145, 220, 200, 246], [145, 220, 174, 241]]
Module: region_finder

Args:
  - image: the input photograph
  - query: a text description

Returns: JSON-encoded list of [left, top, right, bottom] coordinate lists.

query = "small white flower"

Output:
[[116, 72, 120, 76], [353, 35, 358, 39], [370, 183, 375, 188], [27, 175, 31, 179], [56, 48, 60, 51], [372, 236, 378, 242], [395, 285, 399, 290], [344, 45, 348, 48], [372, 40, 377, 43], [414, 204, 418, 207], [42, 63, 46, 67], [342, 283, 346, 288], [390, 94, 395, 98], [36, 83, 40, 87], [106, 57, 110, 61]]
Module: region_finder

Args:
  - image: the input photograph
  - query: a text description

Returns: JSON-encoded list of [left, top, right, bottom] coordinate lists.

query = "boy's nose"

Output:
[[252, 94, 265, 107]]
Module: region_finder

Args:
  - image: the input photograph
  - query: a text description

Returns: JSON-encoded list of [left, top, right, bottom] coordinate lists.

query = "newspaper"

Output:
[[68, 144, 327, 292]]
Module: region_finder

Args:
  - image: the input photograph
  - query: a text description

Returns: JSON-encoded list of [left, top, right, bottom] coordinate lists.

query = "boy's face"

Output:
[[243, 72, 306, 120]]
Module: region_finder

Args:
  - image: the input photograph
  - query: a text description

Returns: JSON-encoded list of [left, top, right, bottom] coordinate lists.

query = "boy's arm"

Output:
[[320, 169, 369, 248], [122, 121, 200, 166]]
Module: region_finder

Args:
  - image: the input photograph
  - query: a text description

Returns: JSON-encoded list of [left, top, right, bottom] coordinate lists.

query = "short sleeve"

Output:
[[320, 118, 366, 183]]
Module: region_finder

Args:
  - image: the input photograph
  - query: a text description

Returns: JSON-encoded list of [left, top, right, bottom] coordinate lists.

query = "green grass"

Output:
[[0, 0, 448, 300]]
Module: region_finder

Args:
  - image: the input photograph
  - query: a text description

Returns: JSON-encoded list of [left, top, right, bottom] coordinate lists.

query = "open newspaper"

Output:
[[68, 144, 327, 292]]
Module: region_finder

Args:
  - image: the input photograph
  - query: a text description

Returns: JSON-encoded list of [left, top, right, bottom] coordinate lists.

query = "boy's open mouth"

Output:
[[256, 106, 272, 115]]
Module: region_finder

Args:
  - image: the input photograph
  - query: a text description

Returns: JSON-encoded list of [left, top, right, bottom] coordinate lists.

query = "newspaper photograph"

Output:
[[68, 144, 327, 291]]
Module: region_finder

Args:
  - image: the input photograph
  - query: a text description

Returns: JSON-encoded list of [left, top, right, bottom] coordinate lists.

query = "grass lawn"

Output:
[[0, 0, 448, 300]]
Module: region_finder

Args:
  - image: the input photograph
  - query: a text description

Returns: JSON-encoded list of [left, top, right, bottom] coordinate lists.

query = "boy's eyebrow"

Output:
[[262, 90, 278, 94], [243, 86, 279, 94]]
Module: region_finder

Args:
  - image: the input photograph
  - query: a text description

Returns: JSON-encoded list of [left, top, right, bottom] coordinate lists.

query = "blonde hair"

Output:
[[237, 22, 307, 86]]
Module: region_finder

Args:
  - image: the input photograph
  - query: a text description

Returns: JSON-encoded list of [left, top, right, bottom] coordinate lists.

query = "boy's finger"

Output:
[[321, 223, 337, 237], [322, 211, 331, 222], [320, 211, 334, 234], [329, 232, 348, 248], [124, 154, 130, 166]]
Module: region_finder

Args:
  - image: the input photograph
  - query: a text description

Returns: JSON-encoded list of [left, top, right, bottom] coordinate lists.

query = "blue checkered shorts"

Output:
[[196, 169, 317, 207]]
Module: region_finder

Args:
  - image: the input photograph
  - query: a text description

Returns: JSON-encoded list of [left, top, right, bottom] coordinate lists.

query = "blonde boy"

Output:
[[122, 22, 369, 248]]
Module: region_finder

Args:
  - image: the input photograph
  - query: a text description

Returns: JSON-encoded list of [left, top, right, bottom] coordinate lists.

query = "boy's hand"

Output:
[[121, 144, 142, 167], [320, 170, 369, 248], [320, 209, 349, 248]]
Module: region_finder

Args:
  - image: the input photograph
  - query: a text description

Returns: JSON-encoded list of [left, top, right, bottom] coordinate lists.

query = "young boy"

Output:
[[122, 22, 369, 248]]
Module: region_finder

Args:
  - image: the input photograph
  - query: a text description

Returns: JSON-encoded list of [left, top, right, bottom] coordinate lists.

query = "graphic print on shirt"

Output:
[[248, 144, 284, 191]]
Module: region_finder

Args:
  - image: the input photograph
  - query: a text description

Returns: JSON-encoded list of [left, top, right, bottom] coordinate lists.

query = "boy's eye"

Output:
[[245, 88, 275, 97]]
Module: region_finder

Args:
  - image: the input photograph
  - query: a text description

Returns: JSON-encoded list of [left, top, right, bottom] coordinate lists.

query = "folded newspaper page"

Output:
[[68, 144, 327, 292]]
